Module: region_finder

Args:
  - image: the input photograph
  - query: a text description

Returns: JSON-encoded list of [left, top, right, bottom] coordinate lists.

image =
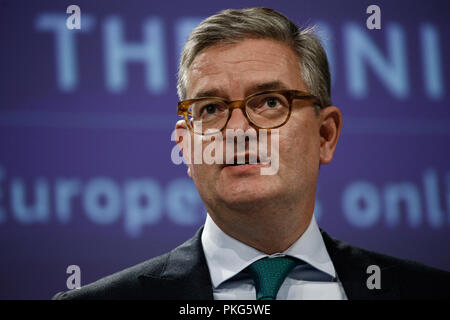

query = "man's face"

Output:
[[183, 38, 323, 216]]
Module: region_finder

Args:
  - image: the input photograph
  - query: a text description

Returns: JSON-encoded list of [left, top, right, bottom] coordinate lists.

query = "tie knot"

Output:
[[247, 256, 300, 300]]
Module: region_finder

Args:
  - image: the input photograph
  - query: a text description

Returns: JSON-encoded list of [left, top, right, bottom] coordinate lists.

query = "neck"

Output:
[[207, 197, 315, 254]]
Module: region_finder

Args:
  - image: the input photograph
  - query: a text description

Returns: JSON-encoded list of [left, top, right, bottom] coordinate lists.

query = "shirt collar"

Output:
[[201, 213, 336, 288]]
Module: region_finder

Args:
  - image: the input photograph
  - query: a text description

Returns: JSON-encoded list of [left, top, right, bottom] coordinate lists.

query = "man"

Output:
[[53, 7, 450, 300]]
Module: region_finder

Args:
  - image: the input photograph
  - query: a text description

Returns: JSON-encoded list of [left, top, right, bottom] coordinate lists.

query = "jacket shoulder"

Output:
[[321, 230, 450, 299], [52, 252, 170, 300], [52, 227, 209, 300]]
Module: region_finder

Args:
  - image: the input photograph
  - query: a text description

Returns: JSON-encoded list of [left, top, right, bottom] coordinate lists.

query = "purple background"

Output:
[[0, 0, 449, 299]]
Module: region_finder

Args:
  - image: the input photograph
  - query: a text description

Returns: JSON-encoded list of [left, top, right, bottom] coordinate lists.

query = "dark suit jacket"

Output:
[[53, 228, 450, 300]]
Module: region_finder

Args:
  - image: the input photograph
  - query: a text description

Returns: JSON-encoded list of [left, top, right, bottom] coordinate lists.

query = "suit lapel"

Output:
[[320, 229, 400, 300], [139, 227, 214, 300]]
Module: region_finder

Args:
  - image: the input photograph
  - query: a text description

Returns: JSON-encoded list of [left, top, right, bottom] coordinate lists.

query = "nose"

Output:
[[226, 108, 252, 131]]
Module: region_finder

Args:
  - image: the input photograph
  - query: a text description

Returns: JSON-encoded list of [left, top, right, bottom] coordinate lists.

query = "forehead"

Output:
[[186, 38, 305, 98]]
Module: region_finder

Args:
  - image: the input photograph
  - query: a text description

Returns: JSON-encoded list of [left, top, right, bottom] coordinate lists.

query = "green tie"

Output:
[[247, 256, 299, 300]]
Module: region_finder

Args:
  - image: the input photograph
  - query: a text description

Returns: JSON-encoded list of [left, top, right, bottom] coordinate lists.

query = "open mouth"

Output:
[[223, 153, 267, 167], [226, 159, 260, 166]]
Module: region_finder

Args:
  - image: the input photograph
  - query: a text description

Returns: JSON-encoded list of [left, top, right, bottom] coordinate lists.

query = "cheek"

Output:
[[279, 117, 320, 171], [188, 139, 220, 183], [190, 164, 216, 197]]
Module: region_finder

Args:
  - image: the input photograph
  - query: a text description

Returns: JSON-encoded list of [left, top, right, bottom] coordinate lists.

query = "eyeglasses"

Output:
[[177, 89, 322, 135]]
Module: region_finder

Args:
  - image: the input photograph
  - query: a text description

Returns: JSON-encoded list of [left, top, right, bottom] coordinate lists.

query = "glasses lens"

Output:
[[246, 93, 290, 128], [189, 99, 229, 134]]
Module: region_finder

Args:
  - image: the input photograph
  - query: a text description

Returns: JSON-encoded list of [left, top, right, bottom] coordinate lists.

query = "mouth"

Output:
[[222, 153, 269, 167]]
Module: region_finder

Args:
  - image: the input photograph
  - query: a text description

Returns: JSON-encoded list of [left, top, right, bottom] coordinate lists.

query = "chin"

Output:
[[217, 177, 281, 209]]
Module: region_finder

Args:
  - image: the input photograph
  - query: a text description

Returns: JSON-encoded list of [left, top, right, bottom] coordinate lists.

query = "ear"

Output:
[[319, 106, 342, 164], [175, 120, 193, 178]]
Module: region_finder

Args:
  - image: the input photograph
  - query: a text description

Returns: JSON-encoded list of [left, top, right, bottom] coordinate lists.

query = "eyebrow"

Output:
[[194, 88, 223, 99], [193, 80, 289, 99]]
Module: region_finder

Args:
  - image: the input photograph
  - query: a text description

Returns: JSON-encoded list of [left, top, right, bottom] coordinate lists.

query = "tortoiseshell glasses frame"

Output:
[[177, 89, 322, 135]]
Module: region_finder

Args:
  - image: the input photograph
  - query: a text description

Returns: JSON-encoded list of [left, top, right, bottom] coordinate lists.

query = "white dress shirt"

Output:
[[201, 214, 348, 300]]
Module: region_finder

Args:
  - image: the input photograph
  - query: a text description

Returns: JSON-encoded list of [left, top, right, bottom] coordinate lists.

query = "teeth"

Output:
[[226, 155, 266, 166]]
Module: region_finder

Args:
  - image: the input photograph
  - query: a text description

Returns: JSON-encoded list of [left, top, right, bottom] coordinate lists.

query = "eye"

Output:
[[247, 93, 288, 113], [265, 97, 281, 108], [202, 104, 219, 115]]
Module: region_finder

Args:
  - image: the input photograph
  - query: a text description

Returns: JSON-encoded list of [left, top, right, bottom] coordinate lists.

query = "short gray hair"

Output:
[[177, 7, 332, 108]]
